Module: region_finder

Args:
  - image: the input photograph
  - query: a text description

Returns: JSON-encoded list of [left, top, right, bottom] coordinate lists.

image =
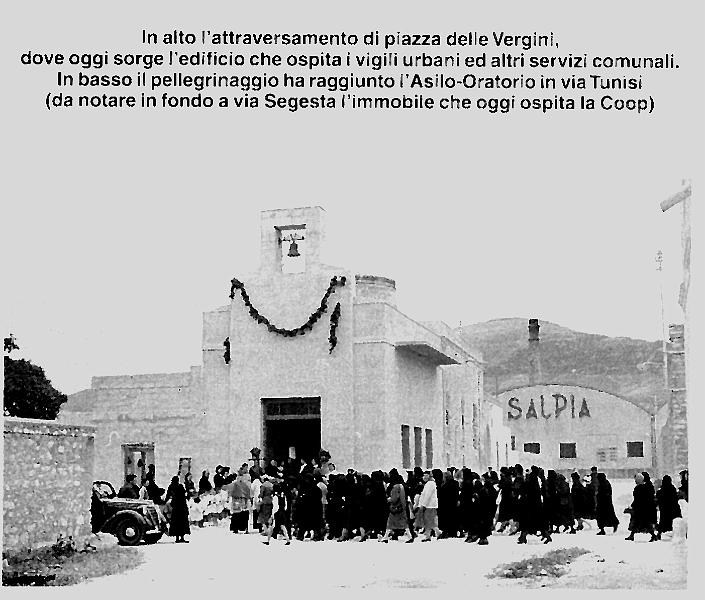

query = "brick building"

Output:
[[60, 207, 510, 487]]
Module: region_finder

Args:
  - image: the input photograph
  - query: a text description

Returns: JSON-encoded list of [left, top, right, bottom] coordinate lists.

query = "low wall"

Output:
[[3, 417, 96, 551]]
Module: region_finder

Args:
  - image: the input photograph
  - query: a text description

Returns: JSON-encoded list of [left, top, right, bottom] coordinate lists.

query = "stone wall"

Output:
[[664, 324, 688, 475], [3, 417, 96, 551], [59, 369, 206, 489]]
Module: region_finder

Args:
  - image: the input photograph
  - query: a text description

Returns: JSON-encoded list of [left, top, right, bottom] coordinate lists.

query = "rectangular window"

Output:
[[425, 429, 433, 469], [596, 447, 618, 463], [626, 441, 644, 458], [510, 435, 516, 451], [559, 443, 577, 459], [523, 442, 540, 454], [414, 427, 423, 468], [401, 425, 411, 469]]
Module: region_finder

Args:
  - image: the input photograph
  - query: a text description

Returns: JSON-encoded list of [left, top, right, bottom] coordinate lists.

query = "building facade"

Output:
[[498, 384, 667, 477], [60, 207, 507, 487], [497, 320, 669, 477]]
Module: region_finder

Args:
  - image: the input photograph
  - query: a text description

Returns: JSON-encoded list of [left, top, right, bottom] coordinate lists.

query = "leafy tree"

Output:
[[3, 356, 67, 419]]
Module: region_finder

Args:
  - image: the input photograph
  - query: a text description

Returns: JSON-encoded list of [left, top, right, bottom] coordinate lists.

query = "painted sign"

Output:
[[507, 393, 590, 420]]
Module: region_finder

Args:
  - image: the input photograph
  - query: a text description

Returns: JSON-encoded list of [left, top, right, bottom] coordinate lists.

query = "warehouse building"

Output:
[[497, 320, 668, 477]]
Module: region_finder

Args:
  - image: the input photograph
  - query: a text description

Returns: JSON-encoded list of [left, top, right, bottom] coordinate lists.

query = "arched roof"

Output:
[[495, 383, 653, 415]]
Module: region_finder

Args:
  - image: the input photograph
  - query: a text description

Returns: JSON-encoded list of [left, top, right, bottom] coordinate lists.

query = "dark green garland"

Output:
[[229, 276, 346, 352], [328, 302, 341, 354]]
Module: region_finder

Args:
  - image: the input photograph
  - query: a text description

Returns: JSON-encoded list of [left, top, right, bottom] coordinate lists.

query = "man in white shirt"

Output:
[[418, 471, 442, 541]]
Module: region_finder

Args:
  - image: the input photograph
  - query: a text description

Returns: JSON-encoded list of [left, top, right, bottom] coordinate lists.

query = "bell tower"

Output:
[[259, 207, 326, 274]]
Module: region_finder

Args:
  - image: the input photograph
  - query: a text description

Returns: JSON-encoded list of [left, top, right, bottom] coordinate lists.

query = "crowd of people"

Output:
[[117, 458, 688, 546]]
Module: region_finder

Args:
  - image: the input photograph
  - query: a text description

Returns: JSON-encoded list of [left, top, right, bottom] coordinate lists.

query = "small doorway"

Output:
[[262, 397, 321, 464], [122, 443, 154, 484], [178, 457, 192, 484]]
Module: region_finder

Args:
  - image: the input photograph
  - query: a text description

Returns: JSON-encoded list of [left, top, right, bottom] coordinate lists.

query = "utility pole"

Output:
[[660, 181, 691, 475], [655, 250, 668, 389]]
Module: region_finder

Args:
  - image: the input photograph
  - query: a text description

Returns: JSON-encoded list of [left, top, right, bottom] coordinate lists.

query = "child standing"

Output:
[[203, 490, 217, 526], [189, 495, 204, 528], [218, 487, 230, 525], [265, 482, 291, 545]]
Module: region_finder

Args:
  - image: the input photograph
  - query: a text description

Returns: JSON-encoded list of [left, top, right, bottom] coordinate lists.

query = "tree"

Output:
[[3, 356, 67, 419]]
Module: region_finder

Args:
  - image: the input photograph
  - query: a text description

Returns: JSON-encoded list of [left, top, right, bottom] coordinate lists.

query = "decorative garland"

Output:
[[229, 275, 346, 352], [223, 337, 231, 364], [328, 302, 341, 354]]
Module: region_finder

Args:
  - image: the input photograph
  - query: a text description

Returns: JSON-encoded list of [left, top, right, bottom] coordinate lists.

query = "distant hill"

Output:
[[459, 318, 668, 413]]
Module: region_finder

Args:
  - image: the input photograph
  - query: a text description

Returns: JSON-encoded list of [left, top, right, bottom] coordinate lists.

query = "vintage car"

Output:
[[91, 480, 166, 545]]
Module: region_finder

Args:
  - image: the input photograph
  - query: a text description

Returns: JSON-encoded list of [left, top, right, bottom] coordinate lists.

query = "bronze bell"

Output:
[[288, 240, 300, 257]]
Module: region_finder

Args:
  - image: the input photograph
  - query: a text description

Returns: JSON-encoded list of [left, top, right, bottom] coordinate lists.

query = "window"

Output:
[[510, 435, 516, 451], [425, 429, 433, 468], [264, 398, 320, 417], [559, 443, 577, 459], [626, 441, 644, 458], [401, 425, 410, 469], [523, 442, 540, 454], [414, 427, 423, 468], [596, 447, 618, 463]]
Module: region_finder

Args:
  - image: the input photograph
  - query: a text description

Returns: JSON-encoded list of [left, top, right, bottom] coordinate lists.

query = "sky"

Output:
[[2, 0, 703, 395]]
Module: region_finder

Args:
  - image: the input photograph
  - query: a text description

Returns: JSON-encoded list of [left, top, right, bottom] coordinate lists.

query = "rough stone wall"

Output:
[[664, 324, 688, 475], [3, 417, 95, 551], [59, 369, 206, 488]]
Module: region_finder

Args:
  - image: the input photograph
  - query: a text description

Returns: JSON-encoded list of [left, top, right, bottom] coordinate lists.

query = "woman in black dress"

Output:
[[544, 470, 561, 534], [458, 469, 477, 542], [517, 467, 551, 544], [198, 470, 212, 495], [642, 472, 658, 531], [165, 476, 190, 543], [655, 474, 681, 539], [570, 472, 589, 531], [183, 472, 197, 499], [495, 468, 515, 533], [626, 472, 658, 541], [438, 470, 459, 538], [595, 473, 620, 535], [556, 473, 575, 533], [475, 476, 499, 545]]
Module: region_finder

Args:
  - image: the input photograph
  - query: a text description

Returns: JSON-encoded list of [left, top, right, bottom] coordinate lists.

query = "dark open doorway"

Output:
[[122, 443, 154, 485], [262, 397, 321, 464]]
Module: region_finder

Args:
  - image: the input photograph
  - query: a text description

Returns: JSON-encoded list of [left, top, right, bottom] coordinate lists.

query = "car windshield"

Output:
[[93, 482, 116, 499]]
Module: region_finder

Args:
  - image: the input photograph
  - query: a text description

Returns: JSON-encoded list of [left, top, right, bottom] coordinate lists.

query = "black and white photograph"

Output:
[[2, 0, 702, 593]]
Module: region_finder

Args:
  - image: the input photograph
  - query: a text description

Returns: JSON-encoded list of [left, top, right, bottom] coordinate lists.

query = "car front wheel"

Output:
[[115, 515, 145, 546]]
